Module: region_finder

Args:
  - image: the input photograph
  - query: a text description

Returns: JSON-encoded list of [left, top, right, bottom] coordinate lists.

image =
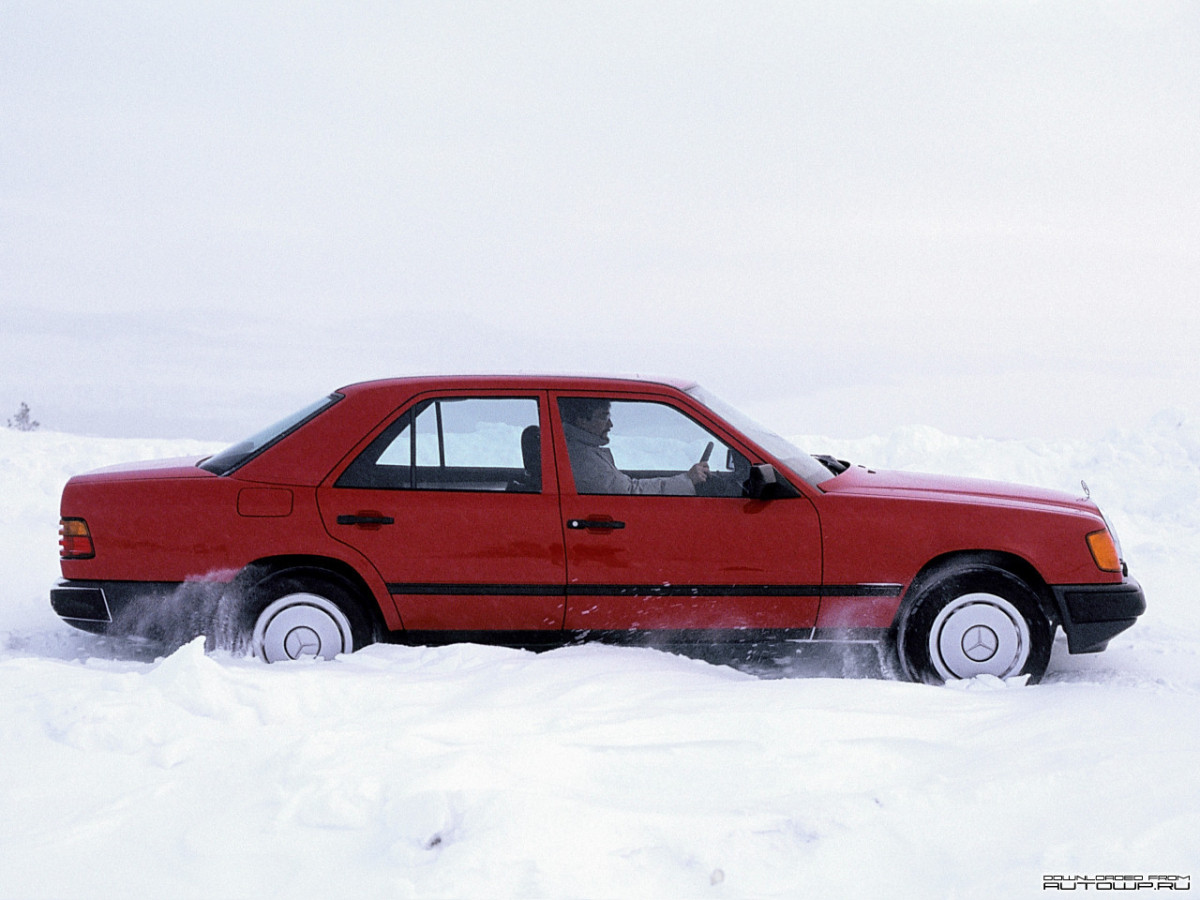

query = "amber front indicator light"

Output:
[[1086, 529, 1121, 573], [59, 517, 95, 559]]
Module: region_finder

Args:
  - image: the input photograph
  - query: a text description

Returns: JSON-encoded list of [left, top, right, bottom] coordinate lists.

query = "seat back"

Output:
[[506, 425, 541, 492]]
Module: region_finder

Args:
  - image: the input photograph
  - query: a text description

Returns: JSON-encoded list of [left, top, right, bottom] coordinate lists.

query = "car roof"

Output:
[[334, 374, 698, 396]]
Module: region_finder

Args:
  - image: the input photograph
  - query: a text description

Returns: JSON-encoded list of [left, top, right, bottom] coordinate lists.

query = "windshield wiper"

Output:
[[812, 454, 851, 475]]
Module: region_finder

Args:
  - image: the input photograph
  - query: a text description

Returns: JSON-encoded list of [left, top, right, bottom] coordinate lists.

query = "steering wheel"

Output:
[[694, 442, 751, 497]]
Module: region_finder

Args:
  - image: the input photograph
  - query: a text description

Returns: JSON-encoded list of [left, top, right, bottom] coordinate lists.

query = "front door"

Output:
[[318, 392, 566, 632], [552, 393, 823, 634]]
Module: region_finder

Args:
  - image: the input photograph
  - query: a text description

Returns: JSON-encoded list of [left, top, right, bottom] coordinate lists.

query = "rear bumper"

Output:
[[51, 581, 117, 633], [1050, 578, 1146, 654], [50, 578, 217, 637]]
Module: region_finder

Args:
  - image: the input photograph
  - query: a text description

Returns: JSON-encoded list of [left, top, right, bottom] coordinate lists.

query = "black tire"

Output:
[[219, 569, 374, 663], [895, 564, 1053, 685]]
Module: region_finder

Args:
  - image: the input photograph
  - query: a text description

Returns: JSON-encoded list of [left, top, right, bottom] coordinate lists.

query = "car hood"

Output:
[[72, 456, 214, 482], [821, 465, 1088, 511]]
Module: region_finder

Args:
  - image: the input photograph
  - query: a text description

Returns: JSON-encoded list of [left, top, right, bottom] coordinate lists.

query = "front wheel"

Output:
[[896, 565, 1053, 684]]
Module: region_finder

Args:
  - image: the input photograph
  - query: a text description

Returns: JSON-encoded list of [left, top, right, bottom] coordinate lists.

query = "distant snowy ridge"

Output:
[[797, 411, 1200, 527]]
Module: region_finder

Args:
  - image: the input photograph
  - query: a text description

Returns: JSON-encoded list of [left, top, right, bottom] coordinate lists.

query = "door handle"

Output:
[[567, 519, 625, 530], [337, 514, 396, 526]]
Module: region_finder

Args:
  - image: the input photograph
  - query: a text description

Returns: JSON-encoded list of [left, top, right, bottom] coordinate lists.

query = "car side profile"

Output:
[[52, 375, 1145, 683]]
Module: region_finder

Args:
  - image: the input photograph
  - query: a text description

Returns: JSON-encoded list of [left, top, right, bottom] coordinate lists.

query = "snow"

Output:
[[1, 419, 1198, 898]]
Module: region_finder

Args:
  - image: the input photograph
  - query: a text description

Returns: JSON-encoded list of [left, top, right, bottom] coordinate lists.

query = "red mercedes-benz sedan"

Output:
[[52, 375, 1144, 683]]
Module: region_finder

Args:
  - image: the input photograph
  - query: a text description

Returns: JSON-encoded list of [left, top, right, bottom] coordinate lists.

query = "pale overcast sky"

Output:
[[2, 2, 1197, 440]]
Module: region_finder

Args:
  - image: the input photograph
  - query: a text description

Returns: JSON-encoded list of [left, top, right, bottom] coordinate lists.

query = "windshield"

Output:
[[198, 394, 341, 475], [686, 385, 836, 487]]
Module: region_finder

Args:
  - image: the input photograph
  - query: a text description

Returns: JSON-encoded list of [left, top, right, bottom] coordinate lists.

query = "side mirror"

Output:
[[744, 464, 801, 500]]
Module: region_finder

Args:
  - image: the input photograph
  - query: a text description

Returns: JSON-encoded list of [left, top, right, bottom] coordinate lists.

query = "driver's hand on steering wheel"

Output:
[[686, 461, 710, 485]]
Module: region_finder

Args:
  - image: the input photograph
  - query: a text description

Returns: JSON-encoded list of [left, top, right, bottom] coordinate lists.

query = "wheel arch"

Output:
[[894, 549, 1059, 632], [226, 554, 389, 638]]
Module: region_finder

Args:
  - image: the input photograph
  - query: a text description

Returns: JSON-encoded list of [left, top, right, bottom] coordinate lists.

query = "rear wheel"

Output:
[[234, 570, 373, 663], [896, 565, 1053, 684]]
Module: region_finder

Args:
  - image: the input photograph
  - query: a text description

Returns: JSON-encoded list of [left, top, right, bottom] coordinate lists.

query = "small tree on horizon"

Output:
[[6, 402, 40, 432]]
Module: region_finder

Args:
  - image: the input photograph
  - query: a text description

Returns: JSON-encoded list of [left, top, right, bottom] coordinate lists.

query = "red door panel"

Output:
[[317, 392, 567, 632], [550, 391, 823, 632], [320, 488, 566, 631], [561, 495, 821, 630]]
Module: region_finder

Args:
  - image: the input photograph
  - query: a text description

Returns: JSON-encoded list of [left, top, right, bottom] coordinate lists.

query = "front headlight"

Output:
[[1101, 509, 1126, 564], [1085, 506, 1127, 575]]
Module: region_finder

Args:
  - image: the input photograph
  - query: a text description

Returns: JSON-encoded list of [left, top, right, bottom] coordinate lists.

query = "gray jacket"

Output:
[[563, 423, 695, 495]]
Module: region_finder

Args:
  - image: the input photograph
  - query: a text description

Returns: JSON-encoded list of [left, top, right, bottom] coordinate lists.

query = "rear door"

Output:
[[551, 390, 823, 634], [317, 390, 567, 632]]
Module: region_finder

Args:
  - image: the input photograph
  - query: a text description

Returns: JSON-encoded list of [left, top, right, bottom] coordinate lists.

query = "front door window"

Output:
[[557, 397, 746, 497]]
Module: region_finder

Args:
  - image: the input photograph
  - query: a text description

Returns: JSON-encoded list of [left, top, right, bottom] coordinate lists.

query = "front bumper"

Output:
[[1050, 578, 1146, 654]]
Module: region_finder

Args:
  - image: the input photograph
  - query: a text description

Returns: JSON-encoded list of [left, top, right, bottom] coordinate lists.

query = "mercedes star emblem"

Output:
[[284, 626, 322, 659], [961, 624, 999, 662]]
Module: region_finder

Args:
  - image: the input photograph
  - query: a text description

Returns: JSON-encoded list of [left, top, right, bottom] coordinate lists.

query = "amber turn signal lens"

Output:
[[1086, 529, 1121, 573], [59, 517, 95, 559]]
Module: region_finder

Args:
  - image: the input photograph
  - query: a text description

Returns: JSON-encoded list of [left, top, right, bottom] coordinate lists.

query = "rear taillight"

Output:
[[59, 517, 95, 559]]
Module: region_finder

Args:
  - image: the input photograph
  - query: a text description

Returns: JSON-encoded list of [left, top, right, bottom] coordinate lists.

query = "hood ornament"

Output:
[[1080, 479, 1091, 500]]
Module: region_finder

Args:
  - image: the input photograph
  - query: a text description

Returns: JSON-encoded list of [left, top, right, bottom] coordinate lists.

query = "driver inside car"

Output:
[[559, 397, 710, 495]]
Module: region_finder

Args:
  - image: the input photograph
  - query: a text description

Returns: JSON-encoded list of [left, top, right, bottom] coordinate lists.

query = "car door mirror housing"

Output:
[[744, 464, 802, 500]]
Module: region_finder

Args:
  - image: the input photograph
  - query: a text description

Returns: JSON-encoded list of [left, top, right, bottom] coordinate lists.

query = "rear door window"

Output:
[[336, 397, 541, 492]]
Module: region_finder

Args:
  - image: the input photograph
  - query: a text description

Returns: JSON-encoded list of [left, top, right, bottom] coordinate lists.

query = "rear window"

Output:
[[198, 394, 341, 475]]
